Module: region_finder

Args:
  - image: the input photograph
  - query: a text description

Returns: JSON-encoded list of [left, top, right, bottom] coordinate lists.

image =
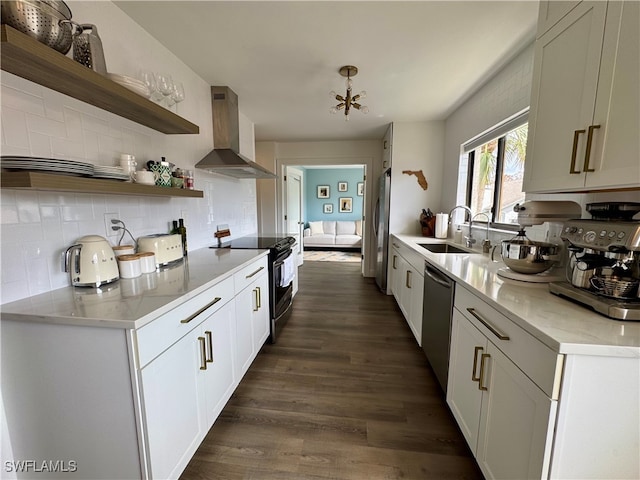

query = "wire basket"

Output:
[[590, 276, 639, 299]]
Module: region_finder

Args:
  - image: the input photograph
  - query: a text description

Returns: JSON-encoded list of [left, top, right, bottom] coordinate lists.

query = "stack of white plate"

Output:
[[107, 73, 151, 99], [93, 165, 131, 181], [1, 156, 94, 176]]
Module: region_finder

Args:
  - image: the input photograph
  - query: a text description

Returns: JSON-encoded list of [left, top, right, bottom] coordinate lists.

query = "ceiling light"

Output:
[[329, 65, 369, 121]]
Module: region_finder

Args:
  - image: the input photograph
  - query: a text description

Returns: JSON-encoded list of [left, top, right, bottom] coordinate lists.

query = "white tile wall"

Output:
[[1, 23, 258, 305]]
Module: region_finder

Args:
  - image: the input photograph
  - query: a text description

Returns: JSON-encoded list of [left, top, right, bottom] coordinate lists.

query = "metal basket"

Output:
[[1, 0, 73, 54], [590, 276, 639, 299]]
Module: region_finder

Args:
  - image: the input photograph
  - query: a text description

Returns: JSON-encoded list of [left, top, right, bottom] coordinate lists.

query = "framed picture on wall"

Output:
[[317, 185, 330, 198], [323, 203, 333, 214], [357, 182, 364, 196], [338, 181, 348, 192], [339, 197, 353, 213]]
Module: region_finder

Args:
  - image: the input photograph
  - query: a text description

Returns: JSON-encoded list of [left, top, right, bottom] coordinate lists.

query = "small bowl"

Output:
[[171, 177, 184, 188]]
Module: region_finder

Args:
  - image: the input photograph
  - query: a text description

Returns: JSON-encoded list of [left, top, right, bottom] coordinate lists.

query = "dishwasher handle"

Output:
[[424, 264, 453, 289]]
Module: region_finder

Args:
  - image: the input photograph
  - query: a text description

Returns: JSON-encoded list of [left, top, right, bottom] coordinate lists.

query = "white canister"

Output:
[[117, 254, 142, 279], [112, 245, 135, 256], [137, 252, 157, 274], [435, 213, 448, 239]]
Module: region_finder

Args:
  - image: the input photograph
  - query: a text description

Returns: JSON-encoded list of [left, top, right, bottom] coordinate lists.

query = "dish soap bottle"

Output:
[[178, 218, 187, 256], [453, 226, 463, 244]]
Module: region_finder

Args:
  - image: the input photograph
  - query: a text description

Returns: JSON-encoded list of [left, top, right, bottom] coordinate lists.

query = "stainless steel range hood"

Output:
[[195, 86, 276, 179]]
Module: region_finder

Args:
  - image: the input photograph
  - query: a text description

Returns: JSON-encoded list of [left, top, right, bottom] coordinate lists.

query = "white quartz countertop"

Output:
[[0, 248, 269, 330], [394, 234, 640, 357]]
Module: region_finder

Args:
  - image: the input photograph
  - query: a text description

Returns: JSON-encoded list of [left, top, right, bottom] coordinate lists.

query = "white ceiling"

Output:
[[115, 1, 538, 143]]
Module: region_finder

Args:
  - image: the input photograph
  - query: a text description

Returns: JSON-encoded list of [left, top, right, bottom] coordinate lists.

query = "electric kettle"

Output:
[[63, 235, 119, 287]]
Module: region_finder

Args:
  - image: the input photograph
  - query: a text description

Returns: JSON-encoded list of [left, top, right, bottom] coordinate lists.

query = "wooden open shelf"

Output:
[[1, 171, 204, 198], [0, 25, 199, 135]]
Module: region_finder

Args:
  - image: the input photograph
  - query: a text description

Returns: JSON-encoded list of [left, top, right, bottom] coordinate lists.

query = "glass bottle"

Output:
[[178, 218, 187, 256]]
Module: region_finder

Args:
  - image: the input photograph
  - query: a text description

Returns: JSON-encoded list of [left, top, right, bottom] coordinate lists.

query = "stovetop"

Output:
[[210, 235, 295, 250]]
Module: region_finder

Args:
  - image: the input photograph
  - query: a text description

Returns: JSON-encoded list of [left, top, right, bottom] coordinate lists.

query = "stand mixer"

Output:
[[497, 201, 582, 282]]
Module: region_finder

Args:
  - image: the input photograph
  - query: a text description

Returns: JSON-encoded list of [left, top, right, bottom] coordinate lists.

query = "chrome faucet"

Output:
[[448, 205, 475, 248], [472, 212, 492, 253]]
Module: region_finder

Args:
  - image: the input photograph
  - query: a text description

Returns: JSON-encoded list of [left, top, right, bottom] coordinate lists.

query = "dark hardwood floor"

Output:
[[181, 261, 483, 480]]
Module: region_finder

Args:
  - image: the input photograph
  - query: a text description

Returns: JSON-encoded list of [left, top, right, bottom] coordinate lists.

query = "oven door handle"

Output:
[[274, 248, 293, 266]]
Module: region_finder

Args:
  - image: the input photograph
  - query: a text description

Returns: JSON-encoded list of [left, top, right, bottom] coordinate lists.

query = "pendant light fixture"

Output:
[[329, 65, 369, 121]]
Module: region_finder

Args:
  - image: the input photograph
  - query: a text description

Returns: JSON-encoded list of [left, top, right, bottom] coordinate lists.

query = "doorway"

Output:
[[284, 164, 366, 266]]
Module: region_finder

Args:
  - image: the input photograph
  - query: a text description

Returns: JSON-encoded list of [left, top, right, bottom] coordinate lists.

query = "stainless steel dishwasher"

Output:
[[421, 261, 455, 393]]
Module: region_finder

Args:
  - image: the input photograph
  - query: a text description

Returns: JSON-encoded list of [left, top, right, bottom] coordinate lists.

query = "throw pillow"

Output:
[[309, 221, 324, 235], [355, 219, 362, 236]]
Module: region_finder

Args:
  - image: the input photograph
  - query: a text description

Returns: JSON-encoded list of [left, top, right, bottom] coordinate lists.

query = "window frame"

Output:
[[465, 128, 524, 232]]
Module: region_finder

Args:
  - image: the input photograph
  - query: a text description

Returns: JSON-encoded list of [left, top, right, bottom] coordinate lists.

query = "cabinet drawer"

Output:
[[455, 286, 562, 399], [234, 256, 268, 293], [136, 276, 234, 368], [390, 237, 425, 274]]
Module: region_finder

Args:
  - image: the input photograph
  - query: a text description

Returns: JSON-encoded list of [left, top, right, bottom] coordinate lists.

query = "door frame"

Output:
[[276, 156, 373, 277]]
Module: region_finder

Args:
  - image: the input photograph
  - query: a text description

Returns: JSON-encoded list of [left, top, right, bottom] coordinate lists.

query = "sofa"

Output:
[[303, 220, 362, 249]]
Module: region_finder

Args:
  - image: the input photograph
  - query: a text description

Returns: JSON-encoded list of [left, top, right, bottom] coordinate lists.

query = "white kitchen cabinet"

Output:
[[536, 1, 581, 37], [390, 238, 423, 346], [448, 287, 559, 480], [140, 323, 208, 480], [524, 0, 640, 193], [234, 257, 270, 380], [142, 300, 236, 479], [0, 253, 270, 480]]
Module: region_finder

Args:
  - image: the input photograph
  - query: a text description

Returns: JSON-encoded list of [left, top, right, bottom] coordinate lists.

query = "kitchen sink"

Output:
[[418, 243, 475, 254]]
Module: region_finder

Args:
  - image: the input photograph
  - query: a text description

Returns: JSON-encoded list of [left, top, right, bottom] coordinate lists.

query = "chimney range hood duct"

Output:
[[195, 86, 276, 179]]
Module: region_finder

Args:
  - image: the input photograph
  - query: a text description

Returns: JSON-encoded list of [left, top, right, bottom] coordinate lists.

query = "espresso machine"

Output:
[[549, 202, 640, 321]]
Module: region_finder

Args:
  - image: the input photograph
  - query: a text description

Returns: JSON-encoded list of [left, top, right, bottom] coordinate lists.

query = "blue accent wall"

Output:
[[305, 167, 364, 222]]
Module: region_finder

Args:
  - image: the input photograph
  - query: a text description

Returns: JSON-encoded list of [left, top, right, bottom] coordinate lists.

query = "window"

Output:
[[463, 114, 528, 228]]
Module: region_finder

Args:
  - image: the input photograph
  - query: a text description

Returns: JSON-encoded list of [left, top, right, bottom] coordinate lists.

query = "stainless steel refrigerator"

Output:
[[374, 168, 391, 292]]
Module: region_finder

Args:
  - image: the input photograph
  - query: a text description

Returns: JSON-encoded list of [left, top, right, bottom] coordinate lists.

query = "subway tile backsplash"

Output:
[[1, 74, 258, 304]]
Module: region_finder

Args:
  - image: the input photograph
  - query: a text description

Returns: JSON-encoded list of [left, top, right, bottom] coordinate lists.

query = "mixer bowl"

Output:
[[501, 240, 559, 274], [1, 0, 73, 54]]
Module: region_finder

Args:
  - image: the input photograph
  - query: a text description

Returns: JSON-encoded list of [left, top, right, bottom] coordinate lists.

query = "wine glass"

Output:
[[170, 82, 185, 107], [139, 71, 157, 101], [156, 73, 174, 106]]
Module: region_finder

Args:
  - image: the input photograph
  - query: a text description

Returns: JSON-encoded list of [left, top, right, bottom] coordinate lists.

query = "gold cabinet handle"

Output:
[[569, 129, 585, 174], [406, 270, 412, 289], [583, 124, 600, 173], [198, 337, 207, 370], [392, 242, 400, 248], [181, 297, 222, 324], [466, 308, 510, 341], [205, 331, 213, 363], [253, 288, 259, 312], [383, 140, 388, 149], [471, 346, 483, 382], [478, 353, 490, 391], [245, 266, 265, 279], [256, 286, 261, 309], [392, 255, 398, 269]]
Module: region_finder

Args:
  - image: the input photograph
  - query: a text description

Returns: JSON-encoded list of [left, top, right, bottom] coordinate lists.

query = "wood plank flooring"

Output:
[[180, 261, 483, 480]]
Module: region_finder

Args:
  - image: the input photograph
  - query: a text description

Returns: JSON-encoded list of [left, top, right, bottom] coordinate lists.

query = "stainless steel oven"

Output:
[[210, 235, 296, 343]]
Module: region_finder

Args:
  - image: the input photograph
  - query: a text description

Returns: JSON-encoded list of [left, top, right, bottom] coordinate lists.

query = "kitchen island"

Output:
[[392, 233, 639, 480], [1, 248, 270, 480]]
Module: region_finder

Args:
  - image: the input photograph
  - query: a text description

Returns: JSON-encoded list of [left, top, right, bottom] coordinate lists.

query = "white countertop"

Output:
[[0, 248, 269, 330], [394, 234, 640, 357]]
